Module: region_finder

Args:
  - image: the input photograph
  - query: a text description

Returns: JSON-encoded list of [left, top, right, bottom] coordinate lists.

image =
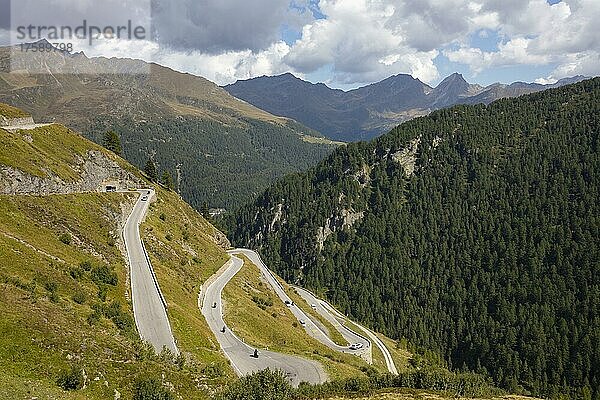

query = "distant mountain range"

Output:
[[0, 41, 337, 209], [224, 72, 588, 141]]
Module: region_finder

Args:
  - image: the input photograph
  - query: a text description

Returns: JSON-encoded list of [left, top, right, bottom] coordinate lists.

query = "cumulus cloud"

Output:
[[388, 0, 489, 51], [278, 0, 598, 85], [50, 36, 293, 85], [3, 0, 599, 86], [284, 0, 447, 84], [153, 41, 294, 85], [290, 0, 600, 84], [445, 0, 600, 80], [550, 51, 600, 78], [445, 37, 552, 73], [151, 0, 309, 53]]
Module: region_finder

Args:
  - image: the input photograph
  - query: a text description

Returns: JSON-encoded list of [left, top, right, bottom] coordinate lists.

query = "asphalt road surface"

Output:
[[293, 286, 372, 361], [123, 189, 178, 354], [230, 249, 371, 358], [201, 255, 327, 386], [306, 293, 399, 375]]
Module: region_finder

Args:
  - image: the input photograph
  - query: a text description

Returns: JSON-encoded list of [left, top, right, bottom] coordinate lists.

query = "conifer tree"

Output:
[[144, 158, 158, 182], [102, 130, 122, 156]]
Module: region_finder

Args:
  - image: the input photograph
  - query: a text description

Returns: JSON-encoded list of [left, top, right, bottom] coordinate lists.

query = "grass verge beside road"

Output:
[[285, 285, 349, 347]]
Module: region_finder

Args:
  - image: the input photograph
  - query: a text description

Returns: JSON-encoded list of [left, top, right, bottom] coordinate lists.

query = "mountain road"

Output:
[[200, 255, 327, 386], [123, 189, 178, 354]]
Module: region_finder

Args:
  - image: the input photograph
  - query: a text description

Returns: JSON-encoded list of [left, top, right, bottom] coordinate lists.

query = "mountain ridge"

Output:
[[224, 72, 588, 141]]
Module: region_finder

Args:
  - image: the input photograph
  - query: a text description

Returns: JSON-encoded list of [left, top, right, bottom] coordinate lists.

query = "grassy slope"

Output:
[[0, 102, 30, 118], [0, 125, 91, 180], [301, 135, 347, 146], [328, 389, 537, 400], [147, 64, 288, 125], [377, 334, 412, 372], [0, 112, 234, 398], [0, 191, 233, 399], [0, 124, 140, 181], [0, 193, 202, 398], [222, 255, 378, 380]]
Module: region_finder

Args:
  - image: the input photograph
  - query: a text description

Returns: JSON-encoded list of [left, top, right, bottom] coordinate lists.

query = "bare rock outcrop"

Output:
[[0, 116, 35, 127], [0, 150, 143, 195], [212, 229, 231, 250], [316, 208, 364, 251], [391, 136, 421, 177]]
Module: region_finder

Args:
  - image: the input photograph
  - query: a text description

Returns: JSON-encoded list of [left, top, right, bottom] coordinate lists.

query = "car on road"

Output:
[[349, 343, 364, 350], [299, 319, 306, 326], [212, 302, 217, 308], [311, 303, 317, 309], [141, 196, 148, 201], [285, 300, 294, 307]]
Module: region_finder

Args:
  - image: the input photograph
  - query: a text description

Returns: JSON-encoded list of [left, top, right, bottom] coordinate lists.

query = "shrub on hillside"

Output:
[[292, 368, 499, 399], [69, 266, 84, 280], [72, 290, 87, 305], [59, 233, 72, 245], [112, 311, 135, 333], [97, 284, 108, 302], [202, 362, 227, 379], [86, 310, 101, 326], [44, 281, 59, 303], [79, 260, 93, 271], [133, 377, 174, 400], [251, 295, 274, 310], [92, 301, 135, 333], [217, 369, 292, 400], [56, 366, 84, 391], [91, 265, 118, 286]]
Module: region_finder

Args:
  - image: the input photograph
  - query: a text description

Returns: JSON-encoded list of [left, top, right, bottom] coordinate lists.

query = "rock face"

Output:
[[0, 150, 143, 195], [0, 116, 35, 126], [391, 136, 421, 177], [212, 229, 231, 250], [315, 208, 364, 252]]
